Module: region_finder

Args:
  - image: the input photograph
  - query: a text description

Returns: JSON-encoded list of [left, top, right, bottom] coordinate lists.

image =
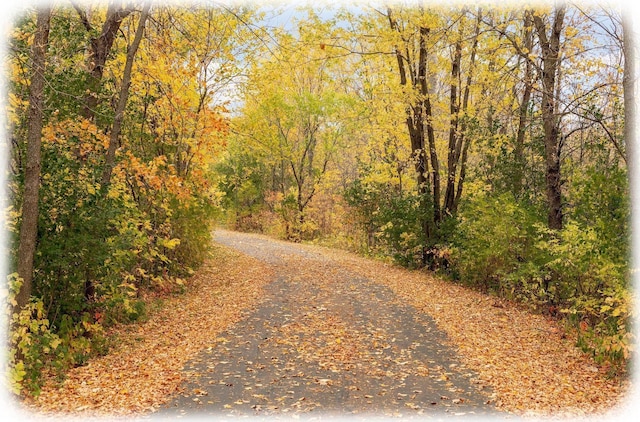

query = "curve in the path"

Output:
[[156, 230, 499, 419]]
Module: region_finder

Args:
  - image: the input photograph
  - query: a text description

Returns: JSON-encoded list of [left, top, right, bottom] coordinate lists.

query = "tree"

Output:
[[232, 23, 356, 240], [533, 5, 566, 230], [15, 7, 52, 311], [385, 6, 486, 251], [102, 3, 151, 185], [386, 6, 437, 241], [72, 1, 134, 121]]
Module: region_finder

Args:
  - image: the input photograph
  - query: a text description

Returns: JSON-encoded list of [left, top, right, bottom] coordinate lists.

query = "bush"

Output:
[[344, 179, 431, 267], [451, 190, 632, 372], [451, 193, 541, 292], [536, 222, 631, 370], [5, 274, 106, 396], [374, 193, 430, 268], [5, 116, 222, 396]]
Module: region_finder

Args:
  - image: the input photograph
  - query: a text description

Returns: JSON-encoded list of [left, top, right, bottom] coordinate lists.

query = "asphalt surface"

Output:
[[155, 230, 499, 419]]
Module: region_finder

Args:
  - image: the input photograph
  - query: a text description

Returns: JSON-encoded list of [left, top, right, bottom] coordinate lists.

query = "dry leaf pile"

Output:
[[21, 245, 274, 417], [17, 230, 632, 419], [318, 248, 631, 417]]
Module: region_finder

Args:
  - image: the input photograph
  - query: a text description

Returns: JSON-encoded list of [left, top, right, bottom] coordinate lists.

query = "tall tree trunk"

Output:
[[513, 10, 534, 197], [423, 89, 441, 225], [417, 25, 440, 226], [73, 1, 134, 121], [416, 26, 431, 199], [533, 6, 566, 230], [15, 7, 52, 311], [102, 4, 151, 186], [622, 12, 635, 177], [443, 32, 462, 216], [453, 11, 481, 211]]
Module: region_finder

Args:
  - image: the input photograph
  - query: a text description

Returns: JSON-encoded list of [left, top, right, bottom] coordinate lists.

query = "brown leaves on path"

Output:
[[319, 248, 631, 417], [21, 245, 274, 417], [15, 231, 633, 418]]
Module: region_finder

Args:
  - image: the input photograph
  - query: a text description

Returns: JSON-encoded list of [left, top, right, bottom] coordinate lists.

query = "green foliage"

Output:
[[344, 178, 430, 267], [451, 193, 542, 292], [537, 222, 631, 370], [215, 144, 268, 232], [33, 119, 143, 326], [374, 194, 429, 268], [4, 274, 106, 396], [451, 188, 631, 372], [568, 166, 629, 260]]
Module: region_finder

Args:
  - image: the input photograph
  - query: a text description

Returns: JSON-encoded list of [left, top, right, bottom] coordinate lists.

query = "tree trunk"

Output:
[[513, 10, 534, 197], [444, 33, 462, 216], [623, 12, 636, 178], [15, 7, 52, 311], [417, 26, 441, 226], [453, 11, 481, 211], [102, 4, 151, 185], [74, 2, 133, 120], [533, 6, 566, 230]]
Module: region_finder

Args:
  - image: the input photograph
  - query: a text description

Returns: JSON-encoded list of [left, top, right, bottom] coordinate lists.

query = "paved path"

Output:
[[157, 230, 498, 419]]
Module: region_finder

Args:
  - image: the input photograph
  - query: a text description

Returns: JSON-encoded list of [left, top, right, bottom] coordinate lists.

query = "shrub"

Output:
[[5, 274, 106, 396], [451, 190, 632, 372], [536, 222, 631, 371], [451, 193, 541, 292]]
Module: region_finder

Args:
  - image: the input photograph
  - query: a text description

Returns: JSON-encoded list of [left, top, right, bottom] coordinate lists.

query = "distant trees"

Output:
[[223, 16, 359, 240]]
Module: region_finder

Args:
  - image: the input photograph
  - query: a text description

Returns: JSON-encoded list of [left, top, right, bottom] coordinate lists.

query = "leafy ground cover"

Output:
[[18, 245, 274, 417], [16, 231, 632, 419], [323, 248, 631, 417]]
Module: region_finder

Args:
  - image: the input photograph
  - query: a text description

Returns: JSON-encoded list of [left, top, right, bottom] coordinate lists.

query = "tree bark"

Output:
[[443, 33, 462, 216], [513, 10, 534, 197], [102, 4, 151, 185], [453, 10, 481, 211], [446, 9, 482, 215], [533, 6, 566, 230], [15, 7, 52, 311], [73, 1, 134, 120], [622, 12, 636, 178]]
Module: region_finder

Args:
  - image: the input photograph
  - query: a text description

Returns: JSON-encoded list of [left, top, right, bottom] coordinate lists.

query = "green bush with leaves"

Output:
[[451, 188, 631, 371], [4, 275, 106, 396], [536, 222, 631, 369], [344, 179, 431, 267], [451, 193, 542, 292]]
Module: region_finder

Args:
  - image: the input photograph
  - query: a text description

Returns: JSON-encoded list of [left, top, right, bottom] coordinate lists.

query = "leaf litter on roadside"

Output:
[[22, 245, 275, 417], [318, 247, 631, 417], [22, 232, 632, 418]]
